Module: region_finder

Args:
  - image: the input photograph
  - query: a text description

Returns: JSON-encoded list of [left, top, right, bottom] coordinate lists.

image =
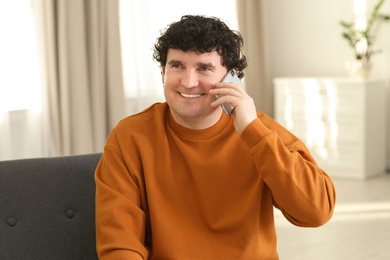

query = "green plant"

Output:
[[340, 0, 390, 61]]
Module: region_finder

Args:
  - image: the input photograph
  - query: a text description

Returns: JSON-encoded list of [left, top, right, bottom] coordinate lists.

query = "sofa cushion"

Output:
[[0, 153, 101, 260]]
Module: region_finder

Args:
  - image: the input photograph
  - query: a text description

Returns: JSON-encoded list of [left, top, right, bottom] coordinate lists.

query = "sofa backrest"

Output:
[[0, 153, 102, 260]]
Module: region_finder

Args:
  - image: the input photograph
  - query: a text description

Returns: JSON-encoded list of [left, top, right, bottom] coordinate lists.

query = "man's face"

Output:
[[162, 49, 227, 129]]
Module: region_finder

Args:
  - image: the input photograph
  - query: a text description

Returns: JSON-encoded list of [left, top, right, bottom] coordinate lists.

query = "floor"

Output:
[[275, 172, 390, 260]]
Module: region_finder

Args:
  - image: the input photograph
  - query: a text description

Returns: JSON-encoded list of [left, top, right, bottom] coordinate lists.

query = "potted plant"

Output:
[[340, 0, 390, 79]]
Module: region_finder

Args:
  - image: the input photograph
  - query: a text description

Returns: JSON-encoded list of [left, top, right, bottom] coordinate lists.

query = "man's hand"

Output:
[[210, 82, 257, 134]]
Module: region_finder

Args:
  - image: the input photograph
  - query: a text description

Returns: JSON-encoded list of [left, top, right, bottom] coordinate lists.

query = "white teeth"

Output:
[[180, 93, 203, 98]]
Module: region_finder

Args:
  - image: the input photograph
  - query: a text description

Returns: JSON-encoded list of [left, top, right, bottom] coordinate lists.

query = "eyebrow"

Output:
[[167, 60, 216, 70], [197, 62, 216, 70]]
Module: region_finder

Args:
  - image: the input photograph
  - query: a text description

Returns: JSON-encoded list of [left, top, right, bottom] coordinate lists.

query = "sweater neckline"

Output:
[[167, 109, 232, 140]]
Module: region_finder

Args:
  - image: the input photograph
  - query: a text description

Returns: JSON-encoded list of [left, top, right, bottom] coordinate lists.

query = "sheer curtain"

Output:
[[236, 0, 272, 116], [119, 0, 238, 115], [0, 1, 49, 160]]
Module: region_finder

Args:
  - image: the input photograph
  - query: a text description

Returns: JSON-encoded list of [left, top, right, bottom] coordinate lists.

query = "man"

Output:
[[95, 15, 336, 259]]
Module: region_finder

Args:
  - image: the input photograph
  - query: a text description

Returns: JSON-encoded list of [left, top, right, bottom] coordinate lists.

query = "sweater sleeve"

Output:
[[95, 128, 149, 259], [240, 117, 336, 227]]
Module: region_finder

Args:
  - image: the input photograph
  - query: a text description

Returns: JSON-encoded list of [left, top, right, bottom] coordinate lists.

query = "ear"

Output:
[[161, 67, 165, 84]]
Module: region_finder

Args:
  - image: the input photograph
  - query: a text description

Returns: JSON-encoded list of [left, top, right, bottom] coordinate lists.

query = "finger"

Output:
[[211, 94, 239, 108], [209, 86, 242, 97]]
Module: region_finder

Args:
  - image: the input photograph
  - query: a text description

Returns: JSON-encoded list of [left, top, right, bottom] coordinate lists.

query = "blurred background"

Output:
[[1, 0, 389, 162]]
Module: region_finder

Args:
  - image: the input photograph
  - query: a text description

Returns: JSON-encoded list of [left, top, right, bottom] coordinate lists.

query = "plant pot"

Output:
[[344, 59, 372, 80]]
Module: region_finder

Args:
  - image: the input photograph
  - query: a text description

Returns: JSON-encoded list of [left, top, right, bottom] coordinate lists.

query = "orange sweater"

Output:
[[95, 102, 336, 259]]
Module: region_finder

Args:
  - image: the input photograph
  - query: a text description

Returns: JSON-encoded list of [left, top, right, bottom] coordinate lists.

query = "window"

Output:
[[0, 0, 45, 160], [0, 0, 42, 113]]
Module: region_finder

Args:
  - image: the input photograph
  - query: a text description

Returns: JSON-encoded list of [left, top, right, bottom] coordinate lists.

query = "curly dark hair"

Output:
[[153, 15, 247, 78]]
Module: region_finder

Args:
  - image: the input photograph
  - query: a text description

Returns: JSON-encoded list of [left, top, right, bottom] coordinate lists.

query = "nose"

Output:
[[181, 70, 199, 88]]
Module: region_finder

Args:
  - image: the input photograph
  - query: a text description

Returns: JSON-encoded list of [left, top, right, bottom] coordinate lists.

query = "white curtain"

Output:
[[119, 0, 164, 114], [236, 0, 272, 116], [0, 1, 49, 160]]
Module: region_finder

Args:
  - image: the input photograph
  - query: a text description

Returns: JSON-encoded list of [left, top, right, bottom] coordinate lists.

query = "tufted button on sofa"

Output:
[[0, 153, 102, 260]]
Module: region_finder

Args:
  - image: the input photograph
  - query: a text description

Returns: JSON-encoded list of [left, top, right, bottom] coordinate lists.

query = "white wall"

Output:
[[261, 0, 390, 169], [263, 0, 390, 78]]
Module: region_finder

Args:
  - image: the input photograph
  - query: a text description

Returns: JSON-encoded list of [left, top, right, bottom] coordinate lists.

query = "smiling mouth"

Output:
[[179, 92, 205, 98]]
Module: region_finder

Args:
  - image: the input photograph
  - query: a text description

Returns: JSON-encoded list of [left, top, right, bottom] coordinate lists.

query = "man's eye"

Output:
[[171, 63, 181, 68], [200, 66, 211, 71]]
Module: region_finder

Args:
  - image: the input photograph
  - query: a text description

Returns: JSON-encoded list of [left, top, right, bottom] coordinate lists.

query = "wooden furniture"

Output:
[[274, 77, 388, 180]]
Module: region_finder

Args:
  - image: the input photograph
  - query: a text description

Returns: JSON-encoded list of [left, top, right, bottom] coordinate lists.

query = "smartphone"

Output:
[[215, 69, 243, 116]]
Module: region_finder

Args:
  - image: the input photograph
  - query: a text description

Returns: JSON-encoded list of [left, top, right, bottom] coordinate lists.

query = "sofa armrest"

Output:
[[0, 153, 102, 260]]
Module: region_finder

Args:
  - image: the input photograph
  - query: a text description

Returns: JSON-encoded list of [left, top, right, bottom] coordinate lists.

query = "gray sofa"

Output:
[[0, 153, 102, 260]]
